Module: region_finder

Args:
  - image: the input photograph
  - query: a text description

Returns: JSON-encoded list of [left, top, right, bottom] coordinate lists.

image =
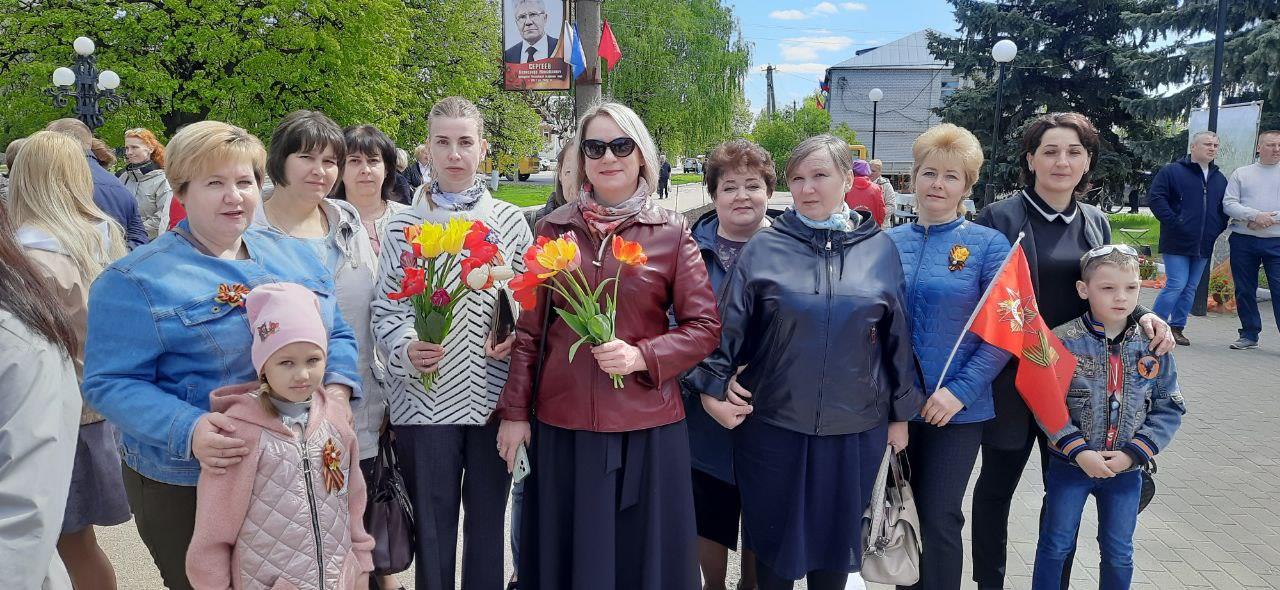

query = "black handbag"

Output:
[[1138, 458, 1157, 513], [365, 429, 415, 574]]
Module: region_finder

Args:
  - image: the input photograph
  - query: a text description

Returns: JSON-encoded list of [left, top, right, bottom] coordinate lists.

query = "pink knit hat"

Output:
[[245, 282, 328, 376]]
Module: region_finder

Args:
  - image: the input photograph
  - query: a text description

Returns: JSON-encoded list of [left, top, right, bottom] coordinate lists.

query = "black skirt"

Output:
[[734, 418, 888, 581], [518, 419, 700, 590]]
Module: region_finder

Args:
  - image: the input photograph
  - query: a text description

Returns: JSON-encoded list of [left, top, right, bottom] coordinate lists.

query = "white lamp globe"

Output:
[[52, 67, 76, 87], [98, 70, 121, 90], [992, 39, 1018, 64], [868, 88, 883, 103], [73, 37, 96, 56]]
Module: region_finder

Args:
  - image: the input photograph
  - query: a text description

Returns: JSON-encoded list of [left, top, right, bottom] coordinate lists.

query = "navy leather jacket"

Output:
[[1147, 157, 1228, 258], [684, 210, 924, 436], [887, 218, 1012, 424], [682, 209, 779, 483]]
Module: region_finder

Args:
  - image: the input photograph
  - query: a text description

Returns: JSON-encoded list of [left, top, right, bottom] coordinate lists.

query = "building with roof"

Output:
[[824, 29, 963, 176]]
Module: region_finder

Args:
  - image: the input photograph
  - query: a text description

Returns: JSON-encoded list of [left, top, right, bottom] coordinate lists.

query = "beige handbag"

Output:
[[860, 447, 922, 585]]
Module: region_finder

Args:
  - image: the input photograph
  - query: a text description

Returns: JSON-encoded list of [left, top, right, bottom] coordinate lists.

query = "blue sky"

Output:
[[723, 0, 960, 113]]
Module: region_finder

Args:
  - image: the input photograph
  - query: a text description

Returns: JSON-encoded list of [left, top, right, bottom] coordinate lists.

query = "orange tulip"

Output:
[[611, 236, 648, 266]]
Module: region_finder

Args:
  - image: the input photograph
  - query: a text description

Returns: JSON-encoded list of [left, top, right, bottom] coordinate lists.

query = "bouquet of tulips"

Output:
[[509, 233, 648, 388], [388, 217, 512, 390]]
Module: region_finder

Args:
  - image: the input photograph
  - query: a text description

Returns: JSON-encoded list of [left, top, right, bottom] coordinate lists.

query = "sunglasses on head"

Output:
[[1081, 244, 1139, 268], [580, 138, 637, 160]]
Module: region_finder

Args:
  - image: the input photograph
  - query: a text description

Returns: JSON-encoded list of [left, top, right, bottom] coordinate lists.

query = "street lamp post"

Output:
[[985, 39, 1018, 207], [868, 87, 883, 159], [45, 37, 125, 131]]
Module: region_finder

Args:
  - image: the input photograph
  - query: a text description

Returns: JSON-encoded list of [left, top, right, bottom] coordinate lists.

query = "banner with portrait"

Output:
[[503, 0, 572, 91]]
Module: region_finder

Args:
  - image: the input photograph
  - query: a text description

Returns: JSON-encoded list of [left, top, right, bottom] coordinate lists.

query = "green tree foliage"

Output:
[[1120, 1, 1280, 145], [0, 0, 416, 143], [0, 0, 545, 163], [601, 0, 750, 159], [749, 93, 856, 188], [929, 0, 1163, 193]]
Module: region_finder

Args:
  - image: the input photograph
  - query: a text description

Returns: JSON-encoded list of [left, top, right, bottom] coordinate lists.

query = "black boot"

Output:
[[1172, 327, 1190, 346]]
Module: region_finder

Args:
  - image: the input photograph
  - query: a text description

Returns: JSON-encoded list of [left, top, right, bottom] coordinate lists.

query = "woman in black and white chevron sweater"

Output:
[[370, 96, 533, 590]]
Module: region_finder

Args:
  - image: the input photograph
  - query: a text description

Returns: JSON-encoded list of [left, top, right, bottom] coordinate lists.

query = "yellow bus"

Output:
[[480, 154, 540, 181], [849, 144, 869, 161]]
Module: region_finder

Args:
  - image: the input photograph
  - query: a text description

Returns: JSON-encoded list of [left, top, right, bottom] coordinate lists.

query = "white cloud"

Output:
[[780, 36, 856, 61], [841, 2, 869, 10], [769, 9, 808, 20], [813, 2, 839, 14]]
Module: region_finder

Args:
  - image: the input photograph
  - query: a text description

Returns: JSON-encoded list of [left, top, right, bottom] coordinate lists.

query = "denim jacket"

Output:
[[82, 224, 362, 486], [1041, 314, 1186, 470], [887, 218, 1012, 424]]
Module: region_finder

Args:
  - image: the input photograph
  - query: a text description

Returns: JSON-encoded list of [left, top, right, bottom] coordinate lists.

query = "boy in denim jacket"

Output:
[[1032, 245, 1187, 590]]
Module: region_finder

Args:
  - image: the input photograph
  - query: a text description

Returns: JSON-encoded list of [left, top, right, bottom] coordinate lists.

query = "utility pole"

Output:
[[575, 0, 603, 122], [1193, 0, 1229, 317], [765, 65, 776, 117]]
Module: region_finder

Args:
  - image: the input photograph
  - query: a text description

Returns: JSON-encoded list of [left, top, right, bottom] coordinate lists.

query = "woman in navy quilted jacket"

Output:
[[886, 124, 1012, 590]]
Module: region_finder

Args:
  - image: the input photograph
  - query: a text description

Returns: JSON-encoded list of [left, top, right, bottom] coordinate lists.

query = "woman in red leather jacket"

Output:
[[495, 102, 721, 590]]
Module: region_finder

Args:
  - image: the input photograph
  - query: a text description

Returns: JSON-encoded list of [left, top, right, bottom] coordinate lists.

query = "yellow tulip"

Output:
[[414, 222, 445, 258], [441, 217, 471, 255], [534, 237, 581, 278]]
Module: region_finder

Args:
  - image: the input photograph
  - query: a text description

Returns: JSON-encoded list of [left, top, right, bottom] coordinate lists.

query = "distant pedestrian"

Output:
[[658, 154, 672, 198], [1147, 131, 1229, 346], [119, 127, 174, 239], [45, 118, 148, 249], [843, 158, 886, 226], [1222, 129, 1280, 350], [870, 158, 898, 223]]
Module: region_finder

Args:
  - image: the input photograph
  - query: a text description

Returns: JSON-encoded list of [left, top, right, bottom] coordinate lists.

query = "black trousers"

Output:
[[121, 464, 197, 590], [971, 424, 1074, 590], [395, 421, 511, 590], [898, 421, 985, 590], [658, 178, 670, 198]]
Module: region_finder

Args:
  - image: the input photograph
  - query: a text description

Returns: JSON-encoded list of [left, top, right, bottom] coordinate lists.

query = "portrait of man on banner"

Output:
[[503, 0, 572, 90]]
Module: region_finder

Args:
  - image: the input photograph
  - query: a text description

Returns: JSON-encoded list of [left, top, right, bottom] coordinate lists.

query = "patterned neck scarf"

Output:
[[429, 179, 487, 212], [577, 179, 651, 238], [796, 202, 855, 232]]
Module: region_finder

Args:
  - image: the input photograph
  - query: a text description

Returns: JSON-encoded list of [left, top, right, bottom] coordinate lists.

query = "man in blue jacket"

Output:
[[46, 118, 148, 249], [1147, 131, 1228, 346]]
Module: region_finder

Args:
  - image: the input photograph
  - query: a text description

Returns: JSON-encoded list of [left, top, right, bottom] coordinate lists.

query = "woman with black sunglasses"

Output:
[[495, 102, 720, 589]]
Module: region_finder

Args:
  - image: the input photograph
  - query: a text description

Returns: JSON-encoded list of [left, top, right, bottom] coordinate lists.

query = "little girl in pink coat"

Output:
[[187, 282, 374, 590]]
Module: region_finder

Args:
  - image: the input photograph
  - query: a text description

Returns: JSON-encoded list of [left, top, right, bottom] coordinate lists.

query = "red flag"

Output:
[[968, 245, 1075, 432], [599, 20, 622, 71]]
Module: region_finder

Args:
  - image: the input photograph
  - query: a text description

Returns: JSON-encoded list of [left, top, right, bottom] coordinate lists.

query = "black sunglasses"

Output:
[[581, 138, 637, 160]]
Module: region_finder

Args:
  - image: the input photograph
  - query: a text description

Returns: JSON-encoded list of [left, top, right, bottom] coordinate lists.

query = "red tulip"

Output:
[[430, 288, 451, 308], [388, 266, 426, 300], [509, 270, 543, 311]]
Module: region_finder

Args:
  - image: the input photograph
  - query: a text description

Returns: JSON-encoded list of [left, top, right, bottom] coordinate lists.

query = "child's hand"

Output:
[[1075, 450, 1116, 479], [1101, 450, 1135, 473]]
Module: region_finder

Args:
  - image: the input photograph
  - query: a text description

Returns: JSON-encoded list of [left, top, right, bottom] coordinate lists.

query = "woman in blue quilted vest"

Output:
[[885, 124, 1012, 590]]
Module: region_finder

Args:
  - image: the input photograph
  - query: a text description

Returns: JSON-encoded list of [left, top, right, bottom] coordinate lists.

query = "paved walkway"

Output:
[[97, 208, 1280, 588]]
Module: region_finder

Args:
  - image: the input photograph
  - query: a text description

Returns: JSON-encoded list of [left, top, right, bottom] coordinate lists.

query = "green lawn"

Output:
[[1108, 213, 1161, 255], [492, 182, 553, 207], [670, 173, 703, 186]]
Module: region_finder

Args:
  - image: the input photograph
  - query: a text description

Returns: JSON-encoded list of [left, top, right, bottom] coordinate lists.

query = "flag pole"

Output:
[[932, 232, 1026, 394]]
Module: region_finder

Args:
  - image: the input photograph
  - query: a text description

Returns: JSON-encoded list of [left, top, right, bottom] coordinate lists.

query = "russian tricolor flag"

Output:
[[564, 23, 587, 80]]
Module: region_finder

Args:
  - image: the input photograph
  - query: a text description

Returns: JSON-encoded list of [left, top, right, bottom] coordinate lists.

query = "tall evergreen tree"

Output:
[[929, 0, 1162, 195], [1121, 1, 1280, 144]]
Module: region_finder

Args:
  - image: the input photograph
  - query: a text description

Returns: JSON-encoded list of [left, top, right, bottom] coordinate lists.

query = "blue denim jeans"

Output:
[[1153, 254, 1209, 329], [1229, 233, 1280, 341], [1033, 456, 1142, 590]]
